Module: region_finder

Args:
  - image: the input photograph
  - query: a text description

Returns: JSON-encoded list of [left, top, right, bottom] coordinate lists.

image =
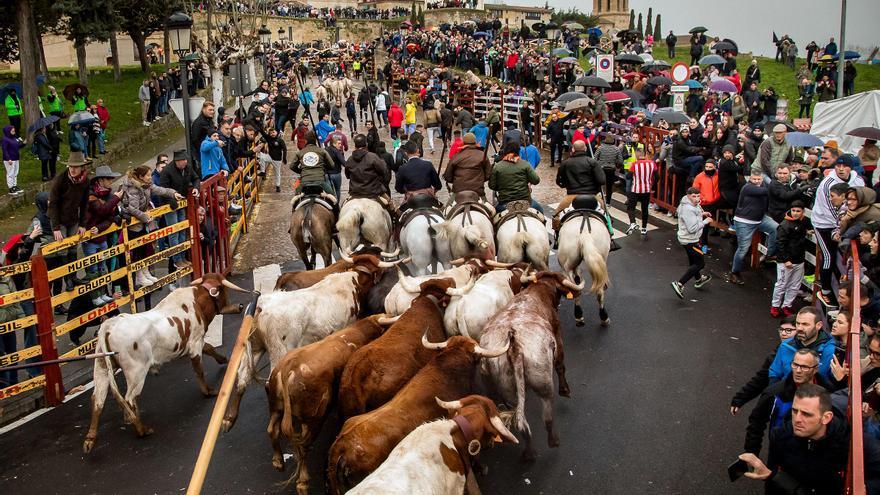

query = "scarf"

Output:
[[68, 169, 86, 184]]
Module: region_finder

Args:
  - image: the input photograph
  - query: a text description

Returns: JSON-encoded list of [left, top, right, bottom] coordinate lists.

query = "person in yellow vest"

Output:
[[622, 131, 645, 194], [3, 88, 22, 135], [353, 59, 362, 80], [404, 98, 417, 136], [46, 86, 64, 131], [71, 86, 89, 112]]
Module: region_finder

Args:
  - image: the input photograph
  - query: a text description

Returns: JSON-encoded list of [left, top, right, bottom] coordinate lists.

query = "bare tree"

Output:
[[15, 0, 40, 142]]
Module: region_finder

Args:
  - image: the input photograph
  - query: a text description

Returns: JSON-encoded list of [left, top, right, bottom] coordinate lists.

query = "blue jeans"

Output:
[[377, 110, 387, 126], [163, 209, 187, 262], [680, 155, 705, 178], [82, 240, 109, 276], [328, 173, 342, 200], [275, 113, 289, 133], [496, 199, 544, 214], [732, 217, 779, 273]]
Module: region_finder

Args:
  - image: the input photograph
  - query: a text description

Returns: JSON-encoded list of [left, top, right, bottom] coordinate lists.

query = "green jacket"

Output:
[[47, 94, 63, 113], [489, 158, 540, 204], [290, 144, 334, 186], [0, 276, 24, 323], [485, 109, 501, 125], [72, 95, 87, 112], [4, 94, 21, 117]]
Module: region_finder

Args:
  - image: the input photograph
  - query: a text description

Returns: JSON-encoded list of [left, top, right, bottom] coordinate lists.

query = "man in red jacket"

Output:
[[95, 99, 111, 154], [387, 103, 404, 140]]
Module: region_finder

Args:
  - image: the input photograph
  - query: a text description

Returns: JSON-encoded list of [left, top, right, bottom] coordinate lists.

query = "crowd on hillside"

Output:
[[199, 1, 410, 20]]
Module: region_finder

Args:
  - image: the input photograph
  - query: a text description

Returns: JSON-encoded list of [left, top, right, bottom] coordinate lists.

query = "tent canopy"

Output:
[[811, 90, 880, 154]]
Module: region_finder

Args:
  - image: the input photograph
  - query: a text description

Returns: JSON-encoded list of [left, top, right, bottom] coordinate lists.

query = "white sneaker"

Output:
[[143, 121, 150, 127], [98, 294, 115, 305], [640, 228, 648, 236], [145, 271, 160, 284], [135, 269, 151, 288]]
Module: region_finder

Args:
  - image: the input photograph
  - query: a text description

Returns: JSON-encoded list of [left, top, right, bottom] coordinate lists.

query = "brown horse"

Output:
[[289, 193, 336, 270]]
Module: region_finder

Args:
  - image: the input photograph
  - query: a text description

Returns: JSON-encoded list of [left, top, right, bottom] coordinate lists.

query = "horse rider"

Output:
[[395, 140, 442, 210], [289, 130, 336, 198], [343, 133, 394, 217], [488, 141, 542, 213], [443, 132, 492, 199]]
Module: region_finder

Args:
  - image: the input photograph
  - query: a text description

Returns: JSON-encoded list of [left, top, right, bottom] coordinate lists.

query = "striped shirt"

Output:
[[630, 159, 657, 194]]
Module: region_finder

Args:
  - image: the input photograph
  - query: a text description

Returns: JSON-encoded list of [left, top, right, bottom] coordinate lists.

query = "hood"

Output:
[[852, 186, 877, 208], [2, 125, 13, 139], [350, 148, 369, 161], [678, 194, 696, 208], [35, 191, 49, 213]]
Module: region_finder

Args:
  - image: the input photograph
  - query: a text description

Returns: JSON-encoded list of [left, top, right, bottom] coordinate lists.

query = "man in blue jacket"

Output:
[[470, 120, 490, 149], [315, 114, 336, 148], [768, 306, 836, 384], [199, 131, 229, 179]]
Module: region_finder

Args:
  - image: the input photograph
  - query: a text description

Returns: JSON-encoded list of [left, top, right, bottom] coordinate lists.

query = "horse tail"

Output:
[[580, 224, 609, 294], [301, 202, 313, 244], [462, 224, 490, 252], [336, 203, 364, 250]]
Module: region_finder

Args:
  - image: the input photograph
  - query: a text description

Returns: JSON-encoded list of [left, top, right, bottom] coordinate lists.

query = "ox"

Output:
[[479, 271, 583, 462], [82, 273, 249, 453], [273, 260, 353, 291], [222, 254, 399, 431], [383, 258, 491, 315], [347, 395, 518, 495], [326, 335, 509, 494], [443, 262, 531, 340], [336, 198, 393, 255], [338, 278, 456, 419], [266, 315, 389, 495]]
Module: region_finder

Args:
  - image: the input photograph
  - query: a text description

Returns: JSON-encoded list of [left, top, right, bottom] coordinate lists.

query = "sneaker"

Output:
[[626, 223, 638, 235], [816, 291, 838, 309], [694, 274, 712, 289], [782, 306, 795, 317], [143, 121, 150, 127], [54, 304, 68, 315], [701, 245, 709, 254], [640, 228, 648, 236], [671, 281, 684, 299], [770, 306, 782, 318], [174, 260, 192, 270], [167, 283, 178, 291], [98, 294, 115, 305], [726, 272, 744, 285]]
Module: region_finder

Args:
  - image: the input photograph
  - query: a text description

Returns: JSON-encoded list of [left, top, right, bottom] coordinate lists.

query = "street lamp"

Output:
[[278, 28, 286, 42], [258, 26, 271, 45], [545, 22, 560, 86], [167, 11, 195, 166]]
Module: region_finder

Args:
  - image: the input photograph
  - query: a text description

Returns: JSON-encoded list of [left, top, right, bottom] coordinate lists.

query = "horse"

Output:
[[436, 194, 496, 261], [398, 197, 451, 276], [555, 200, 611, 327], [337, 198, 394, 256], [289, 189, 336, 270], [494, 202, 550, 271]]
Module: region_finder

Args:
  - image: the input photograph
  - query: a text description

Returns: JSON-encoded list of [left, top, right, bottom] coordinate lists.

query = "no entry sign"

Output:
[[671, 62, 689, 84], [597, 54, 614, 82]]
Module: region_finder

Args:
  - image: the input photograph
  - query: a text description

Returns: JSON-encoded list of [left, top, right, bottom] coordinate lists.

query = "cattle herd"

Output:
[[80, 194, 616, 494]]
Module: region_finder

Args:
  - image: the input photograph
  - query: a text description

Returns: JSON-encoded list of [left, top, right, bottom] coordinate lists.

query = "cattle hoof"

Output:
[[83, 437, 95, 454], [221, 417, 235, 432], [272, 458, 284, 471], [558, 385, 571, 398], [600, 318, 611, 327], [548, 434, 560, 448], [137, 426, 154, 438], [575, 317, 585, 327], [214, 355, 229, 365], [203, 388, 218, 397]]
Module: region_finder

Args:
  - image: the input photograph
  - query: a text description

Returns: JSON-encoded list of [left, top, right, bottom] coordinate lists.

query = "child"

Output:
[[1, 125, 25, 195], [672, 187, 713, 298], [771, 201, 809, 317]]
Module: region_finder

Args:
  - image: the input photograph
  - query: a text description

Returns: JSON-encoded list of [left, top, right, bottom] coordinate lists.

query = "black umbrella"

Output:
[[643, 60, 671, 70], [27, 115, 60, 134], [555, 91, 589, 104], [713, 41, 737, 53], [652, 110, 690, 125], [689, 26, 708, 34], [623, 89, 644, 102], [647, 76, 673, 86], [615, 53, 644, 64], [848, 127, 880, 141], [573, 76, 611, 89], [63, 83, 89, 102]]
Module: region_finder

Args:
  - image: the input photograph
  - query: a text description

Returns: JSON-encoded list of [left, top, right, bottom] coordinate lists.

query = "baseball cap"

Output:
[[835, 154, 857, 168]]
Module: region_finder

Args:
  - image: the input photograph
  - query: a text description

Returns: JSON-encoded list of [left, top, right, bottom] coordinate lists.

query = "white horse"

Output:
[[400, 209, 452, 276], [495, 212, 550, 270], [438, 201, 496, 260], [555, 213, 611, 326], [337, 198, 394, 255]]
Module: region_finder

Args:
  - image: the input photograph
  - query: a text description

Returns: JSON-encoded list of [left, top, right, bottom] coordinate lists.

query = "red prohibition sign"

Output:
[[599, 58, 611, 70]]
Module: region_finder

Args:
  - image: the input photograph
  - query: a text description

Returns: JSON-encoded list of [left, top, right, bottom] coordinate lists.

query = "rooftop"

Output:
[[484, 3, 553, 13]]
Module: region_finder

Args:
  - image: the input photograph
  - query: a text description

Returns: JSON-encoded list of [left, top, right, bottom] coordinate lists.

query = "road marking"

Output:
[[252, 263, 281, 295], [0, 372, 107, 435]]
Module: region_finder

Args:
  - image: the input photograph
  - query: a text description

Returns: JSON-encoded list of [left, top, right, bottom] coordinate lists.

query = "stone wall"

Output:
[[423, 8, 489, 28], [191, 14, 390, 45]]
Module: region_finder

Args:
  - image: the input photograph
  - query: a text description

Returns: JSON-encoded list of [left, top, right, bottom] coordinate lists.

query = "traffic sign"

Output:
[[671, 62, 689, 84], [597, 54, 614, 82]]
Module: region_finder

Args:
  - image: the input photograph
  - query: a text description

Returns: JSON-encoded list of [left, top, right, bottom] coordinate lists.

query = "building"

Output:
[[592, 0, 629, 31], [484, 3, 552, 30]]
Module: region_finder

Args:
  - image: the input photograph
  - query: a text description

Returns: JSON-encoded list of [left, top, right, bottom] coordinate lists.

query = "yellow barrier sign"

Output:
[[0, 374, 46, 400], [133, 267, 192, 300], [54, 295, 132, 337], [60, 337, 98, 359], [47, 244, 126, 282], [0, 314, 38, 335], [0, 344, 42, 367], [0, 287, 34, 308], [0, 262, 31, 278], [50, 267, 127, 307], [127, 220, 190, 251], [129, 241, 192, 273]]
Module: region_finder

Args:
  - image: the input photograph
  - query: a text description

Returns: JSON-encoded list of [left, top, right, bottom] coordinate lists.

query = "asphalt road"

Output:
[[0, 215, 783, 495]]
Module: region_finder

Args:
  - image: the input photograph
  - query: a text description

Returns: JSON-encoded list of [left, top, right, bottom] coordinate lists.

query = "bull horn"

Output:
[[446, 274, 477, 296], [339, 251, 354, 263], [449, 257, 466, 266], [520, 273, 538, 284], [190, 277, 204, 286], [421, 332, 449, 350], [377, 315, 400, 325], [435, 397, 462, 412], [474, 339, 510, 358], [485, 260, 515, 269], [378, 256, 411, 269], [562, 278, 586, 291], [221, 279, 252, 293], [397, 267, 422, 293], [490, 415, 519, 444], [379, 247, 400, 258]]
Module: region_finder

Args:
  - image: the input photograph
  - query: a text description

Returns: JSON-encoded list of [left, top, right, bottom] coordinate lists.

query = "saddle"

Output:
[[292, 185, 337, 216], [445, 191, 496, 226], [559, 194, 606, 234], [493, 200, 545, 230], [399, 193, 444, 230]]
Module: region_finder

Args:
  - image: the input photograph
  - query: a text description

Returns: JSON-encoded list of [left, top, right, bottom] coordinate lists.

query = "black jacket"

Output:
[[190, 114, 216, 159], [344, 148, 391, 197], [731, 347, 778, 409], [159, 163, 200, 202], [764, 416, 848, 495], [775, 216, 809, 264], [671, 135, 703, 164], [718, 158, 744, 203], [768, 179, 804, 222], [556, 152, 605, 195], [734, 183, 769, 222], [395, 157, 442, 194]]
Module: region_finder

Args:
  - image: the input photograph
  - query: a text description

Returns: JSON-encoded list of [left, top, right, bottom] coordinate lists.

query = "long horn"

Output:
[[520, 273, 537, 284], [339, 250, 354, 263], [396, 266, 422, 293], [446, 274, 477, 296], [562, 277, 586, 291], [190, 277, 204, 286], [449, 257, 466, 266], [490, 415, 519, 444], [474, 338, 510, 358], [377, 315, 400, 325], [485, 259, 515, 269], [435, 396, 462, 412], [221, 279, 252, 293], [379, 247, 400, 258], [422, 332, 450, 350], [378, 256, 411, 269]]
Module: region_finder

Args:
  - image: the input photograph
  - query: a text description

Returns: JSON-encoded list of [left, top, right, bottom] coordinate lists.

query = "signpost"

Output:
[[670, 63, 691, 112], [597, 54, 614, 82], [671, 85, 689, 112]]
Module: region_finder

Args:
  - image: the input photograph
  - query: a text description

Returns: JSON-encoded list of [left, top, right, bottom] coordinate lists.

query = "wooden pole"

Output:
[[186, 291, 260, 495]]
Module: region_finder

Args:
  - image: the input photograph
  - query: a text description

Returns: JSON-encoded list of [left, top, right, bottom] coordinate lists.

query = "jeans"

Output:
[[97, 129, 106, 153], [405, 123, 416, 136], [275, 113, 289, 133], [496, 199, 544, 214], [328, 173, 342, 200], [377, 110, 387, 126], [680, 155, 705, 178], [163, 209, 187, 262], [732, 217, 778, 273], [82, 240, 109, 276]]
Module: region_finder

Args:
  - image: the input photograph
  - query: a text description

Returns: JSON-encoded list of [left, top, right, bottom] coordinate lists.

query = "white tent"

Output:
[[811, 90, 880, 154]]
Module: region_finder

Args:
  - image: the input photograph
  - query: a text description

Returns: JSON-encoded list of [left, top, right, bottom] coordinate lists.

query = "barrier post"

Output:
[[121, 226, 138, 314], [846, 239, 866, 495], [29, 254, 64, 406], [187, 195, 204, 280]]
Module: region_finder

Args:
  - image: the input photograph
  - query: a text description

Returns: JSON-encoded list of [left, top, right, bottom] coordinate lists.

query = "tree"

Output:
[[653, 14, 662, 41], [116, 0, 182, 73], [645, 8, 653, 37], [417, 5, 425, 27], [628, 9, 634, 30], [410, 2, 417, 24], [15, 0, 40, 142], [636, 13, 642, 34], [54, 0, 118, 84], [550, 9, 599, 29]]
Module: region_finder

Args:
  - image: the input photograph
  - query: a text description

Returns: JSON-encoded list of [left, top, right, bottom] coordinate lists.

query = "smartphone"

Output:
[[728, 459, 749, 482]]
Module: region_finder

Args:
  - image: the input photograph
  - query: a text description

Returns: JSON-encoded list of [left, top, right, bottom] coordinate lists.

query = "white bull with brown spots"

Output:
[[82, 273, 250, 453]]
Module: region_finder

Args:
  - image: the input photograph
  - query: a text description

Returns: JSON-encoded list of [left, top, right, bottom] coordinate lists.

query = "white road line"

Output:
[[252, 263, 282, 295], [607, 208, 658, 231], [610, 192, 677, 226], [0, 373, 105, 435]]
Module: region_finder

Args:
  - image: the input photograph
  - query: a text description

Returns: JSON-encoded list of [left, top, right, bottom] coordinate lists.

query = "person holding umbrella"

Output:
[[45, 86, 64, 131], [32, 124, 57, 181]]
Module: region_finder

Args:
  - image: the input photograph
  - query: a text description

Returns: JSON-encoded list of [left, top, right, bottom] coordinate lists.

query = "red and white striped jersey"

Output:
[[630, 159, 657, 194]]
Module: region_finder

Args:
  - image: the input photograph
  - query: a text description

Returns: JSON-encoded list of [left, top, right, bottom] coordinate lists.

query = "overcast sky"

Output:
[[509, 0, 878, 58]]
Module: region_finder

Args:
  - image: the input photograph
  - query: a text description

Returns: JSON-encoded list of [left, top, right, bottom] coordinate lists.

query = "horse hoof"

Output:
[[520, 448, 537, 463], [600, 318, 611, 327], [575, 318, 585, 327], [221, 417, 235, 432]]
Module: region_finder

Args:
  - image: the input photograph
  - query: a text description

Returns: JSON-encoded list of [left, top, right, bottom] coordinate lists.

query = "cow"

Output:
[[479, 271, 583, 462], [383, 258, 492, 315], [326, 335, 510, 494], [222, 254, 402, 432], [266, 315, 391, 495], [347, 395, 518, 495], [338, 278, 457, 419], [273, 259, 353, 291], [443, 262, 532, 340], [82, 273, 250, 453]]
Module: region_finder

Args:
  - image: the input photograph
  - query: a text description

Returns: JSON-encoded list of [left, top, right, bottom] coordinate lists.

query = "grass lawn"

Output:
[[579, 46, 880, 120], [0, 64, 169, 190]]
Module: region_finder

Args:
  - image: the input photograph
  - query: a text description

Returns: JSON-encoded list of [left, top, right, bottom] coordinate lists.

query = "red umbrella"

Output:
[[621, 72, 639, 80], [604, 91, 631, 103]]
